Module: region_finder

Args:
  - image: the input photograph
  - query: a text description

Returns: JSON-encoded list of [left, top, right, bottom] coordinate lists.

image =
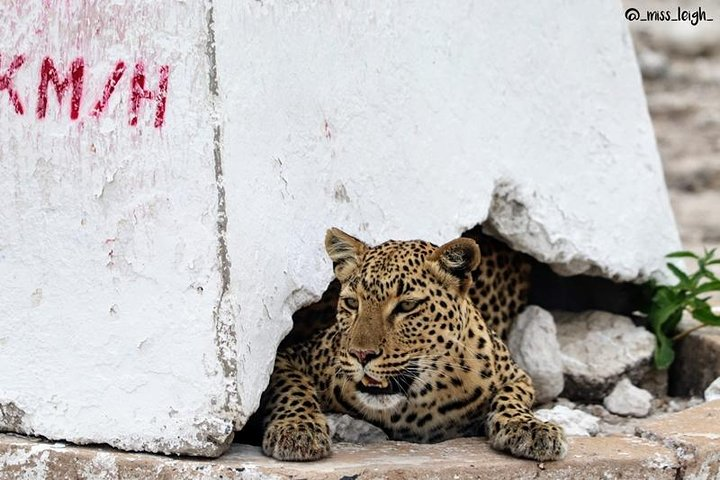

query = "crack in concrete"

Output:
[[635, 428, 695, 480], [206, 0, 240, 433]]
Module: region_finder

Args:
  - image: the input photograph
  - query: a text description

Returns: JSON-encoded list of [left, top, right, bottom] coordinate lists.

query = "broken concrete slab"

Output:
[[0, 433, 679, 480]]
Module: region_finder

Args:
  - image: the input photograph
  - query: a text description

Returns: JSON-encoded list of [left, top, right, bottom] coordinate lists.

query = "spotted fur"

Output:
[[261, 228, 567, 462]]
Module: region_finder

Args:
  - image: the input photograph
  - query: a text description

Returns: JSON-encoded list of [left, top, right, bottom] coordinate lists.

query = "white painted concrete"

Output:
[[0, 2, 234, 456], [216, 0, 680, 424], [0, 0, 680, 456]]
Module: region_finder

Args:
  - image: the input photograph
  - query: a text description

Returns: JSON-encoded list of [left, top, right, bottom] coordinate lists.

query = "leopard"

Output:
[[260, 227, 567, 462]]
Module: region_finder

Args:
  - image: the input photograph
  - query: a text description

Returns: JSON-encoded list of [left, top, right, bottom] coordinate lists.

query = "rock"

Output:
[[507, 306, 564, 404], [637, 49, 669, 79], [326, 414, 388, 444], [534, 405, 600, 437], [554, 310, 656, 401], [704, 377, 720, 402], [603, 378, 653, 418]]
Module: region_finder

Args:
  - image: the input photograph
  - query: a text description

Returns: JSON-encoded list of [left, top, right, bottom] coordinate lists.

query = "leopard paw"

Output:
[[262, 418, 331, 461], [491, 418, 567, 461]]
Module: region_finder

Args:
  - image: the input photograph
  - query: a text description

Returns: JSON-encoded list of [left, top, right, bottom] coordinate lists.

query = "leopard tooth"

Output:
[[361, 374, 387, 388]]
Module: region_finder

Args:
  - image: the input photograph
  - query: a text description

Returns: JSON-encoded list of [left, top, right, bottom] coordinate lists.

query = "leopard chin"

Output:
[[354, 391, 405, 411]]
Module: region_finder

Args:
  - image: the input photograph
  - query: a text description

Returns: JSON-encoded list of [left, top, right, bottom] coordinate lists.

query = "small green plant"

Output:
[[645, 249, 720, 369]]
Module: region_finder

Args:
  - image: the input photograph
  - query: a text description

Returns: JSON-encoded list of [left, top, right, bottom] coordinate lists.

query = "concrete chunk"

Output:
[[534, 405, 600, 437], [554, 311, 656, 401], [705, 377, 720, 402], [604, 378, 653, 418], [508, 306, 564, 404]]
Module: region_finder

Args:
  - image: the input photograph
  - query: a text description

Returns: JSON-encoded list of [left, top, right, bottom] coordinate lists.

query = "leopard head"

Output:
[[325, 227, 481, 411]]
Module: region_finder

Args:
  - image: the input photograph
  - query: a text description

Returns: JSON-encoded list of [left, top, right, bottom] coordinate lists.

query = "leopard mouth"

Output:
[[356, 370, 415, 396]]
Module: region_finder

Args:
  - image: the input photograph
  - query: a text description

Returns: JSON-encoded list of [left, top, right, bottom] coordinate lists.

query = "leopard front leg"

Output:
[[486, 372, 567, 461], [262, 352, 331, 461]]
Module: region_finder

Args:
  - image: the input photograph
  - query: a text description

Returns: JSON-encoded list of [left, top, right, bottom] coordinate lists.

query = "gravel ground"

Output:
[[622, 0, 720, 307], [625, 0, 720, 255]]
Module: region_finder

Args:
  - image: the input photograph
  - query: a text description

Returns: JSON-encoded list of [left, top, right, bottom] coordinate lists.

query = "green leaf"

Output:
[[665, 310, 684, 333], [649, 303, 681, 331], [695, 280, 720, 295], [701, 269, 720, 283], [691, 302, 720, 326], [666, 263, 691, 287], [648, 288, 684, 332], [654, 330, 675, 369], [666, 251, 699, 259]]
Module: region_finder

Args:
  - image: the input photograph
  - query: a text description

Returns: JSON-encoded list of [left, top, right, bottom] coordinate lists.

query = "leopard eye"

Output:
[[343, 297, 359, 310], [395, 299, 419, 314]]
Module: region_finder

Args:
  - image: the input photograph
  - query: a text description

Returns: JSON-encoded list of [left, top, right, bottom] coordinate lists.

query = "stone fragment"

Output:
[[534, 405, 600, 437], [704, 377, 720, 402], [326, 414, 388, 444], [603, 378, 653, 418], [554, 310, 656, 401], [507, 306, 564, 404], [637, 49, 669, 79]]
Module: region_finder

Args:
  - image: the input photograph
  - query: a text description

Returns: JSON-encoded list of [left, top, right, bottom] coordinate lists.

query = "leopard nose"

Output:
[[348, 348, 380, 366]]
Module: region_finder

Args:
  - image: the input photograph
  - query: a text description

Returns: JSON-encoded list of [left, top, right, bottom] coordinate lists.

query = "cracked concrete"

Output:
[[206, 0, 241, 437]]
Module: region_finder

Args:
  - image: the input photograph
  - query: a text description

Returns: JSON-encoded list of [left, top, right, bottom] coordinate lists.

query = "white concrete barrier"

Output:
[[0, 1, 679, 456]]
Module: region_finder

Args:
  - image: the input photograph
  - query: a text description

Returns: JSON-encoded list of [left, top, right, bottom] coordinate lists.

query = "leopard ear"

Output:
[[325, 228, 368, 281], [427, 238, 480, 291]]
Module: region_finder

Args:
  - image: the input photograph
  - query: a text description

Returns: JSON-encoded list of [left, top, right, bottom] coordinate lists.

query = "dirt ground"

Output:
[[625, 0, 720, 255]]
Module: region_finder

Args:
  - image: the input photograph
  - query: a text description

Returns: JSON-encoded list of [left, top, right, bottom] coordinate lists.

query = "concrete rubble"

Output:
[[327, 414, 388, 444], [604, 378, 654, 418], [534, 405, 600, 437], [705, 377, 720, 402], [2, 400, 719, 480], [507, 306, 564, 404], [554, 310, 656, 401]]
